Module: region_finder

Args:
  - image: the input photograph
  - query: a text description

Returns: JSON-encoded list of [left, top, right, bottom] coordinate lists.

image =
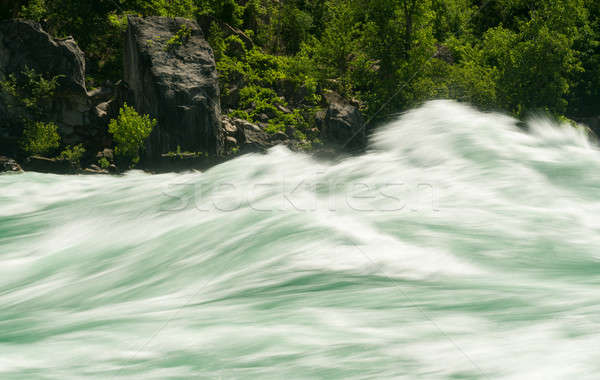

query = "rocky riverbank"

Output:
[[0, 17, 366, 175]]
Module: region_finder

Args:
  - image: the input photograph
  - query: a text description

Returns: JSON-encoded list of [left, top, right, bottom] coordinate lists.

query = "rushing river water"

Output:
[[2, 100, 600, 379]]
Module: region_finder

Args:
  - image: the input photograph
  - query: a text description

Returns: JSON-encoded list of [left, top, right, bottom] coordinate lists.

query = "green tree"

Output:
[[479, 0, 586, 116], [444, 37, 498, 109], [309, 1, 361, 85], [276, 3, 313, 54], [108, 103, 157, 166], [567, 0, 600, 116]]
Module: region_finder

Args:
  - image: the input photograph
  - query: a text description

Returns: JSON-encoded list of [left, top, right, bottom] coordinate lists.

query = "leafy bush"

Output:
[[108, 103, 157, 166], [98, 157, 110, 169], [59, 144, 86, 168], [20, 121, 61, 156]]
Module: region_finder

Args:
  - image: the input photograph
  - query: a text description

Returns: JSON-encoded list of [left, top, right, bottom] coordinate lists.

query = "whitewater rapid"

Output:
[[2, 100, 600, 379]]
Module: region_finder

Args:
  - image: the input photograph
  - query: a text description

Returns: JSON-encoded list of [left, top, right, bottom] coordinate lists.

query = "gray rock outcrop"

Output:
[[124, 16, 223, 158], [222, 116, 272, 153], [317, 91, 366, 150]]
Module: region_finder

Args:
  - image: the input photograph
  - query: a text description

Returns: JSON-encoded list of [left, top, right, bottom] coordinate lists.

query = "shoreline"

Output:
[[1, 143, 351, 176]]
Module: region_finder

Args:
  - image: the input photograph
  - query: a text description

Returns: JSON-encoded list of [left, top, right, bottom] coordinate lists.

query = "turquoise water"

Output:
[[2, 100, 600, 379]]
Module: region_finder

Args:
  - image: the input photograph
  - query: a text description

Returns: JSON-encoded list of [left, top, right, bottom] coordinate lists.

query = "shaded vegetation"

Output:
[[20, 121, 60, 156], [1, 0, 599, 136], [0, 67, 62, 120]]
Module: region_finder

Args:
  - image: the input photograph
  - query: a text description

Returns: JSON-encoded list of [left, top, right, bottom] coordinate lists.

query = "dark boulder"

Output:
[[124, 16, 223, 159], [318, 91, 366, 150], [22, 156, 71, 174]]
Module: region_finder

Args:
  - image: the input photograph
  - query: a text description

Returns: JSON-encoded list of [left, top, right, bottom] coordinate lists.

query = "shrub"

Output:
[[20, 121, 60, 156], [59, 144, 86, 168], [98, 157, 110, 169], [108, 103, 157, 166]]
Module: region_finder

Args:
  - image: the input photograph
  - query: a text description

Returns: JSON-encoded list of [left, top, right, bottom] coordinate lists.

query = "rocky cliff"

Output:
[[317, 92, 366, 150], [124, 16, 223, 159]]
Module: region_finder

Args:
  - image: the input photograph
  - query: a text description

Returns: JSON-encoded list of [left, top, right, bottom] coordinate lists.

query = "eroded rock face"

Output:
[[0, 19, 105, 155], [0, 20, 86, 93], [124, 16, 223, 158], [318, 91, 366, 150]]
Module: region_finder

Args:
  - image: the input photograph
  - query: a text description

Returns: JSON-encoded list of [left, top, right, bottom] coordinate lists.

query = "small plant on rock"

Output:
[[98, 157, 110, 169], [164, 25, 192, 52], [108, 103, 157, 167]]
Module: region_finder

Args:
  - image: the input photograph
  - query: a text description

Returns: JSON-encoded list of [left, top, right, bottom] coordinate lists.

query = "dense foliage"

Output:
[[2, 0, 599, 128]]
